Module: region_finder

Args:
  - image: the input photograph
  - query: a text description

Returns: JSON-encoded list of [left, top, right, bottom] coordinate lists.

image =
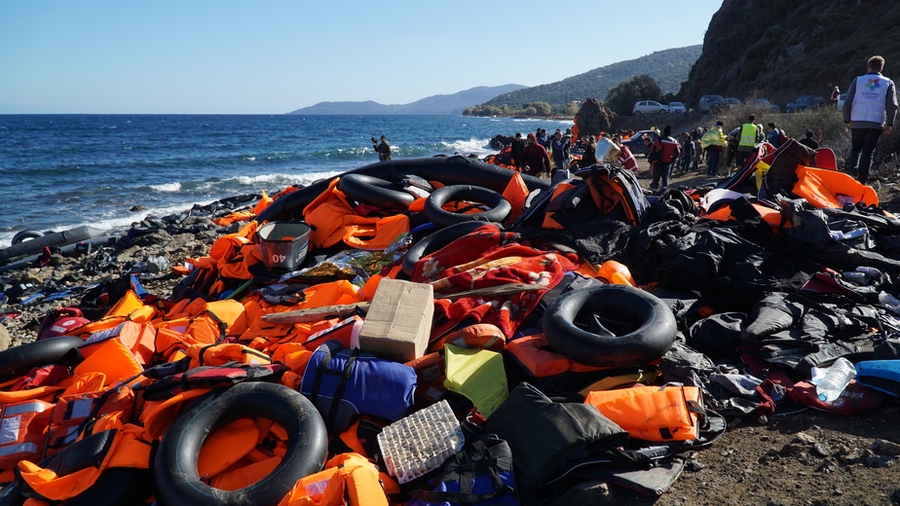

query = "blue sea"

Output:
[[0, 114, 572, 247]]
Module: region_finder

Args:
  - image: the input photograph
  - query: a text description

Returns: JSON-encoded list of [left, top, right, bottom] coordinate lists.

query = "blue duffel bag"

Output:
[[300, 340, 417, 433]]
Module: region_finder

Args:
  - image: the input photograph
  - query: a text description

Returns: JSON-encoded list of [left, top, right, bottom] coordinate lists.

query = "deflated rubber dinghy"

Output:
[[0, 226, 107, 266], [256, 155, 548, 223]]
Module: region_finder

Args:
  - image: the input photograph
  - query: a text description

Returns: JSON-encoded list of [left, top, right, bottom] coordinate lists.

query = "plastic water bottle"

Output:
[[856, 266, 882, 278], [842, 271, 868, 284], [878, 291, 900, 316], [830, 228, 867, 241], [816, 357, 857, 403]]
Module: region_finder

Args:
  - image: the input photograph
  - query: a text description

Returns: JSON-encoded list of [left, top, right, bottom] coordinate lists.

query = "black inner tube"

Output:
[[424, 185, 511, 227], [0, 335, 84, 382], [542, 285, 677, 368], [153, 382, 328, 506], [338, 173, 415, 210]]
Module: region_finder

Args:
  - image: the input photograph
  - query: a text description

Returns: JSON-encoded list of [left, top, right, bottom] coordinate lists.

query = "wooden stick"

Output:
[[437, 281, 548, 300], [262, 281, 547, 324], [262, 302, 371, 324]]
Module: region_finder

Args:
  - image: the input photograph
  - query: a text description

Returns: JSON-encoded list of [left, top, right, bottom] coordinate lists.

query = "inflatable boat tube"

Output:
[[256, 155, 548, 224], [0, 335, 84, 382], [11, 230, 43, 245], [0, 226, 106, 266], [402, 221, 499, 277], [154, 381, 328, 506], [542, 285, 677, 368], [0, 235, 117, 274], [338, 173, 415, 210], [424, 185, 511, 227]]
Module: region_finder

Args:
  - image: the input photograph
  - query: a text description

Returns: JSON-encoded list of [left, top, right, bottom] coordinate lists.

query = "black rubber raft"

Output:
[[256, 155, 548, 224]]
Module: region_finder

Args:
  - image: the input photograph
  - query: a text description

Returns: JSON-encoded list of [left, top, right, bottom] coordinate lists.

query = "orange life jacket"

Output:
[[501, 171, 530, 221], [303, 178, 356, 249], [541, 181, 579, 230], [45, 383, 136, 453], [584, 385, 702, 442], [74, 291, 158, 336], [186, 342, 272, 369], [82, 320, 156, 365], [404, 351, 446, 409], [0, 400, 53, 471], [16, 425, 151, 502], [341, 214, 410, 251], [505, 333, 606, 378], [793, 165, 878, 209], [277, 453, 390, 506], [428, 323, 506, 353]]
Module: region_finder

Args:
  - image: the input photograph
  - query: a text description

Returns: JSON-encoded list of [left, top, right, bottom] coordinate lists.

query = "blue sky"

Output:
[[1, 1, 723, 114]]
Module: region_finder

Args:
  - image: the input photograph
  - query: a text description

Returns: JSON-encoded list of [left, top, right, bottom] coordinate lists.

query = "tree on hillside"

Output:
[[525, 102, 552, 116], [604, 75, 663, 116]]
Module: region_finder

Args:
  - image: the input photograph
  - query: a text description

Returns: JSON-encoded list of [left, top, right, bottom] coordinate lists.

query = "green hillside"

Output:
[[477, 46, 701, 112]]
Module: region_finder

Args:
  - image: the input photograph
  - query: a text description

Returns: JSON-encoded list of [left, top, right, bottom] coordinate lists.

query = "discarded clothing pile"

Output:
[[1, 152, 900, 505]]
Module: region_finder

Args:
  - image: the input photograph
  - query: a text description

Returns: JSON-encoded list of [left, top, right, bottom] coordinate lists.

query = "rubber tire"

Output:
[[0, 335, 84, 382], [338, 173, 415, 210], [402, 221, 498, 277], [10, 230, 43, 245], [424, 185, 511, 228], [153, 381, 328, 506], [542, 285, 677, 368]]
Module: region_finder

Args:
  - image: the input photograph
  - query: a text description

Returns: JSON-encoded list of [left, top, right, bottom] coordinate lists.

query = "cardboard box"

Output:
[[359, 279, 434, 362]]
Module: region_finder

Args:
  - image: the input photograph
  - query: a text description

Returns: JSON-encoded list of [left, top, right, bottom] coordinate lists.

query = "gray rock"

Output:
[[872, 439, 900, 456], [549, 481, 612, 505]]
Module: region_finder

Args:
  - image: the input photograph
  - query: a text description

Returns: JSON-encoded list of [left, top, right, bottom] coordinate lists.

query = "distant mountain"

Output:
[[288, 85, 527, 115], [480, 46, 702, 110]]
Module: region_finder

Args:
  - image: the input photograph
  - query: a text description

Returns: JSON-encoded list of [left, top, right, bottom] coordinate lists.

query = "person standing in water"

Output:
[[372, 135, 392, 161]]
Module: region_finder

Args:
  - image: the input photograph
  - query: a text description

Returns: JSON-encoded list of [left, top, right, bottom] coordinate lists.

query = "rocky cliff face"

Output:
[[682, 0, 900, 109]]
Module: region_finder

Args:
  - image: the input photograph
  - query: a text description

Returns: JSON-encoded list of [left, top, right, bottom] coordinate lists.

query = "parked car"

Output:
[[697, 95, 725, 114], [622, 129, 659, 155], [837, 93, 847, 110], [785, 95, 825, 113], [745, 98, 780, 112], [632, 100, 668, 116], [668, 102, 687, 114]]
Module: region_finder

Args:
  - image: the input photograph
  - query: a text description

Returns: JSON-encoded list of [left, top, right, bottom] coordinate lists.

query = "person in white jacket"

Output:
[[843, 55, 898, 184]]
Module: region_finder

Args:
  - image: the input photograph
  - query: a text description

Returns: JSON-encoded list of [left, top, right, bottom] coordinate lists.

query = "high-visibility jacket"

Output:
[[700, 126, 727, 149], [739, 123, 761, 148]]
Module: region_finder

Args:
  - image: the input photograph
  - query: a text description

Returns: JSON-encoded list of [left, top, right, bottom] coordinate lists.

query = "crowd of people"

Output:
[[491, 115, 823, 194], [373, 56, 896, 194]]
